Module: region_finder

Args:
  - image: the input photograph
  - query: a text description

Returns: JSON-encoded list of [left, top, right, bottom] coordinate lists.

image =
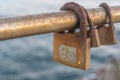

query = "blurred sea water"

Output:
[[0, 0, 120, 80]]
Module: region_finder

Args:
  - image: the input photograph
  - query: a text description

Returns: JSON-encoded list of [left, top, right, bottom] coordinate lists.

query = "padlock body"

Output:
[[98, 25, 117, 45], [53, 32, 91, 70], [90, 29, 100, 47]]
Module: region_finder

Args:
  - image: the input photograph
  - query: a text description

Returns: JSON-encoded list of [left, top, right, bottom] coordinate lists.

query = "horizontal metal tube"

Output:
[[0, 6, 120, 40]]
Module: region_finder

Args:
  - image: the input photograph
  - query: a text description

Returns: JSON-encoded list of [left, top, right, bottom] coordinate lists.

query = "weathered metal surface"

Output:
[[0, 6, 120, 40], [83, 7, 100, 47], [98, 3, 117, 45], [54, 2, 91, 70], [54, 33, 91, 70]]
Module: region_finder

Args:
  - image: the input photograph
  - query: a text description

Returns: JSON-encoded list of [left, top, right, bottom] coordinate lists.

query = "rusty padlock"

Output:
[[98, 3, 117, 45], [82, 7, 100, 48], [53, 2, 91, 70]]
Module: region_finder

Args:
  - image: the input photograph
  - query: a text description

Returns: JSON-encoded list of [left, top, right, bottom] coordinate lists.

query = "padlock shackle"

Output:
[[99, 3, 113, 26], [60, 2, 88, 37]]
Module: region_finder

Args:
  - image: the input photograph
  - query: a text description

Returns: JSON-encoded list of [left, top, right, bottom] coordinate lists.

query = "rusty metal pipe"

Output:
[[0, 6, 120, 40]]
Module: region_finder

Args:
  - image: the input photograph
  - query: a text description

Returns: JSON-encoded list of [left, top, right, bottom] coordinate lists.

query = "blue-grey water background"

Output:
[[0, 0, 120, 80]]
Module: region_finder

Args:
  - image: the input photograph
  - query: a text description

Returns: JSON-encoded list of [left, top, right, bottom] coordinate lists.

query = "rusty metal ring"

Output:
[[60, 2, 88, 38], [82, 7, 94, 36], [99, 3, 113, 26]]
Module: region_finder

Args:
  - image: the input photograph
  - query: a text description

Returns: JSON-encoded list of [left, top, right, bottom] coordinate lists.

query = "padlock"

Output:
[[82, 7, 100, 48], [98, 3, 117, 45], [98, 25, 117, 45], [54, 32, 91, 70], [92, 29, 100, 47], [89, 28, 100, 47], [53, 2, 91, 70]]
